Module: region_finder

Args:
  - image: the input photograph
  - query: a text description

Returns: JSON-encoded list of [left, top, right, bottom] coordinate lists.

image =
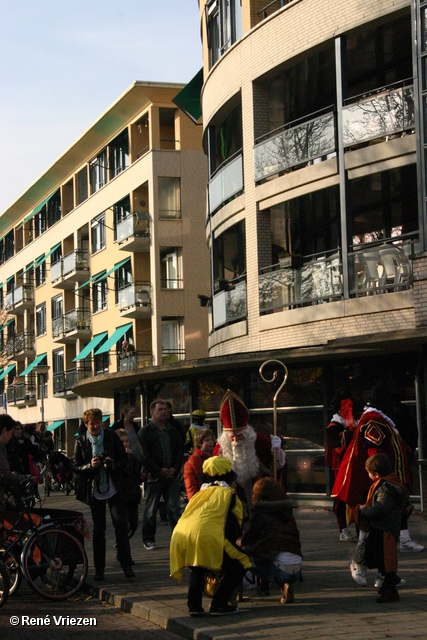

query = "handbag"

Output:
[[203, 571, 221, 598]]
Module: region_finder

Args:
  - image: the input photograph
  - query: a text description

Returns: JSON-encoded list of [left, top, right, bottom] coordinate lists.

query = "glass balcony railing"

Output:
[[6, 332, 35, 357], [116, 212, 150, 243], [117, 351, 153, 372], [212, 275, 247, 330], [208, 152, 243, 215], [52, 317, 63, 339], [63, 249, 89, 276], [50, 260, 62, 282], [343, 83, 414, 148], [254, 109, 336, 182], [7, 382, 36, 404], [348, 233, 418, 296], [64, 308, 91, 333], [4, 283, 34, 311], [65, 368, 92, 389], [118, 281, 151, 312], [162, 349, 185, 365], [259, 250, 342, 314]]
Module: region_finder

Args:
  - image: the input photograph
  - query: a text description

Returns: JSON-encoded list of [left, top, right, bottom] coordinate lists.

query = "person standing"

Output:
[[184, 429, 214, 501], [0, 414, 27, 513], [137, 399, 184, 550], [73, 408, 135, 581], [113, 405, 140, 454]]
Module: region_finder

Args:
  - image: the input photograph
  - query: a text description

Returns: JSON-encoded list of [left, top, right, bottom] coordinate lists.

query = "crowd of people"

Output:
[[0, 382, 424, 614]]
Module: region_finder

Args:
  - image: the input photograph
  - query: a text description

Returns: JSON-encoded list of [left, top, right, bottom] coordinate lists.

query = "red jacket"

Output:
[[184, 449, 211, 501]]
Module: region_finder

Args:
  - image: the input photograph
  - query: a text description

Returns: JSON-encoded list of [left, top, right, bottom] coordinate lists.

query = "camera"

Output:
[[95, 452, 114, 472]]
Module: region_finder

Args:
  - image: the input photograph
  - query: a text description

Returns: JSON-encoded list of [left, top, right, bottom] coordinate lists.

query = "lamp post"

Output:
[[35, 364, 50, 424]]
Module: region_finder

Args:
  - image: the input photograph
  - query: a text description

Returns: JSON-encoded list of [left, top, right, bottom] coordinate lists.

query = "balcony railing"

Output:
[[162, 349, 185, 365], [63, 249, 89, 276], [116, 211, 150, 243], [259, 250, 342, 314], [212, 275, 247, 330], [6, 382, 36, 404], [257, 0, 293, 20], [161, 278, 183, 289], [52, 316, 63, 339], [50, 260, 62, 282], [348, 233, 418, 296], [4, 283, 34, 311], [6, 332, 35, 358], [254, 109, 336, 182], [53, 368, 91, 394], [118, 281, 151, 312], [208, 152, 243, 215], [52, 308, 91, 338], [343, 82, 414, 148], [117, 351, 153, 372]]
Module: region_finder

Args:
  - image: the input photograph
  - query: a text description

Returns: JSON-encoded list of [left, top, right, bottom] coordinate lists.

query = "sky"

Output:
[[0, 0, 202, 213]]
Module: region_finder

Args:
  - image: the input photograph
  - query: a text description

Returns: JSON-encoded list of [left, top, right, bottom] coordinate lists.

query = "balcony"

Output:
[[212, 275, 247, 330], [116, 351, 153, 372], [117, 212, 150, 252], [342, 82, 414, 149], [254, 109, 336, 183], [208, 152, 243, 215], [119, 281, 152, 319], [52, 308, 91, 343], [6, 332, 35, 360], [257, 0, 293, 23], [6, 381, 36, 406], [53, 368, 91, 396], [4, 283, 34, 314], [259, 250, 342, 314], [348, 234, 418, 297], [52, 250, 90, 289]]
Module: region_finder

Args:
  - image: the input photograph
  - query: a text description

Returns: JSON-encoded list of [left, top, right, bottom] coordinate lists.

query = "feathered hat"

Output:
[[219, 389, 249, 433]]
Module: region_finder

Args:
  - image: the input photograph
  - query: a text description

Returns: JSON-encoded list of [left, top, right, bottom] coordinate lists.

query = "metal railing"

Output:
[[52, 308, 91, 338], [116, 211, 150, 243], [117, 351, 153, 372], [118, 281, 151, 312], [6, 331, 35, 358], [53, 368, 92, 394], [209, 151, 243, 215], [161, 278, 183, 290], [257, 0, 293, 20], [6, 382, 36, 404], [162, 349, 186, 365], [212, 275, 247, 330], [63, 249, 89, 276], [4, 283, 34, 311], [254, 108, 335, 182]]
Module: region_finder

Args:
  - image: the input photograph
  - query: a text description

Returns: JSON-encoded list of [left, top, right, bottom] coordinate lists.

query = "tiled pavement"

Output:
[[45, 493, 427, 640]]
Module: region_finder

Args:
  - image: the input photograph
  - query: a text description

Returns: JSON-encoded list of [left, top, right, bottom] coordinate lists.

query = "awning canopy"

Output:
[[78, 258, 130, 290], [0, 363, 16, 381], [17, 191, 57, 229], [173, 68, 203, 124], [19, 353, 47, 377], [34, 243, 61, 267], [47, 420, 65, 432], [73, 332, 108, 362], [94, 323, 133, 355]]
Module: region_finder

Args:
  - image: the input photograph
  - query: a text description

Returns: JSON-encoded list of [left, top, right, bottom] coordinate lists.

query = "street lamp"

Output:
[[35, 364, 50, 424]]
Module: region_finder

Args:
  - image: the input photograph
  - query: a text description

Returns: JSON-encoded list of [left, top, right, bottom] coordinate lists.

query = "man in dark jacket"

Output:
[[137, 398, 184, 550], [73, 408, 134, 581]]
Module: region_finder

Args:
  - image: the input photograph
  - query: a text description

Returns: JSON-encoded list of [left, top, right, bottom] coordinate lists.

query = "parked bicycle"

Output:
[[0, 478, 88, 600]]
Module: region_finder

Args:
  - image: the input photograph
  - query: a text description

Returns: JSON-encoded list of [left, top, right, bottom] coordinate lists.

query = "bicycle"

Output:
[[0, 479, 88, 600], [0, 560, 10, 608]]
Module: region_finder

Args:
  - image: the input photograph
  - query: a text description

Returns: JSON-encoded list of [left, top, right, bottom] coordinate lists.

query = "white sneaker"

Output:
[[340, 528, 357, 542], [143, 541, 156, 550], [349, 560, 367, 586], [400, 538, 424, 552], [374, 572, 406, 589]]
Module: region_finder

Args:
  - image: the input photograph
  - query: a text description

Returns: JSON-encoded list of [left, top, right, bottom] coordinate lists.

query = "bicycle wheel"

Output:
[[22, 527, 88, 600], [0, 548, 22, 596], [0, 560, 10, 608], [44, 474, 51, 498]]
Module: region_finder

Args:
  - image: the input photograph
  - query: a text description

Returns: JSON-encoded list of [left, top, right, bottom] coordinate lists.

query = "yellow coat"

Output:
[[170, 484, 251, 581]]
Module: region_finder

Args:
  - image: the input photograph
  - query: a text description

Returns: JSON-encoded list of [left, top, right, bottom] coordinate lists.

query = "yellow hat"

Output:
[[202, 456, 232, 477]]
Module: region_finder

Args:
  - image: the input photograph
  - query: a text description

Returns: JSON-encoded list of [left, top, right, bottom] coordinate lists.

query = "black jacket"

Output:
[[73, 428, 128, 505], [136, 420, 184, 478]]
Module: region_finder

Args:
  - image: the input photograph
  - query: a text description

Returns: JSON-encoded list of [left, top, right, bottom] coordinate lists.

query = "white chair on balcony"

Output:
[[358, 249, 382, 293], [378, 246, 410, 291]]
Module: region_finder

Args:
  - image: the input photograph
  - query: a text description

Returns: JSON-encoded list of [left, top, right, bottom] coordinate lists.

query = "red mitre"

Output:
[[220, 389, 249, 432]]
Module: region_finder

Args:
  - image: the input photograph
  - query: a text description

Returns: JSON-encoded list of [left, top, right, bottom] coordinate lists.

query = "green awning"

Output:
[[94, 323, 133, 355], [47, 420, 65, 432], [0, 283, 4, 290], [173, 68, 203, 124], [34, 243, 61, 267], [77, 258, 130, 290], [19, 353, 47, 377], [6, 319, 14, 326], [102, 415, 110, 423], [6, 275, 14, 283], [73, 332, 108, 362], [18, 191, 57, 228], [22, 262, 35, 274], [0, 363, 16, 381]]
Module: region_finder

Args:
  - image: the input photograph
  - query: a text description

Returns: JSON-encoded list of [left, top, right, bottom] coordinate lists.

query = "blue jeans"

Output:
[[254, 561, 302, 586], [142, 476, 181, 543]]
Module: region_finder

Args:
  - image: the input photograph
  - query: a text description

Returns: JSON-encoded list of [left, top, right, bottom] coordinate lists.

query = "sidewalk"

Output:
[[46, 493, 427, 640]]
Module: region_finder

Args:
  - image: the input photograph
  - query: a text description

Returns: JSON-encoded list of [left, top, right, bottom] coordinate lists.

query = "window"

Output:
[[207, 0, 242, 67], [34, 205, 47, 238], [53, 348, 65, 393], [35, 255, 46, 287], [213, 220, 246, 284], [161, 248, 182, 289], [114, 260, 132, 304], [50, 245, 62, 265], [109, 130, 129, 179], [77, 167, 88, 204], [90, 148, 108, 193], [37, 370, 48, 400], [36, 303, 46, 337], [114, 196, 131, 240], [94, 334, 109, 374], [51, 295, 63, 338], [47, 190, 61, 227], [208, 104, 242, 176], [91, 213, 106, 253], [162, 317, 184, 364], [4, 230, 14, 261], [158, 177, 181, 219], [93, 271, 107, 312]]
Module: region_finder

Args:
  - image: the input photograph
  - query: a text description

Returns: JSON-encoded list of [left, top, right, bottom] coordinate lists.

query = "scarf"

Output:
[[87, 429, 109, 494]]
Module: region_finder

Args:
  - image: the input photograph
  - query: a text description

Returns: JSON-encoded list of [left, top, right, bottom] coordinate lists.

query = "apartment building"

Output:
[[0, 81, 209, 454], [191, 0, 427, 497]]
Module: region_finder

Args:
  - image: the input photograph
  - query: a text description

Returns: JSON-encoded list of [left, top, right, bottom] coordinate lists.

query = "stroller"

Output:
[[49, 451, 75, 495]]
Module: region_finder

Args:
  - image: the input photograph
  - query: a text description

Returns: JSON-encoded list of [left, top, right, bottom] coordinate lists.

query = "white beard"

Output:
[[218, 426, 260, 488]]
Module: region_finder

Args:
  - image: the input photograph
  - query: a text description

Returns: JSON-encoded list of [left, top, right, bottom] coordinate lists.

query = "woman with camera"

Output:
[[73, 408, 135, 581]]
